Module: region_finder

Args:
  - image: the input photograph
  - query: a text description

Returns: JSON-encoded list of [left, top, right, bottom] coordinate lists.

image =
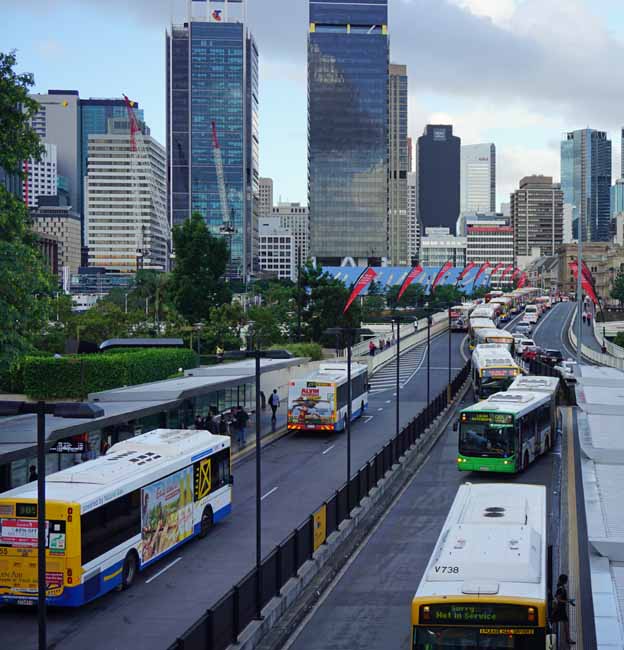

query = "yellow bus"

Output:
[[471, 344, 521, 400], [0, 428, 232, 606], [475, 327, 514, 351], [411, 483, 552, 649], [468, 317, 497, 350]]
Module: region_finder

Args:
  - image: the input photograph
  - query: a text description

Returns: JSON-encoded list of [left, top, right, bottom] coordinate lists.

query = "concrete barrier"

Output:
[[569, 317, 624, 370]]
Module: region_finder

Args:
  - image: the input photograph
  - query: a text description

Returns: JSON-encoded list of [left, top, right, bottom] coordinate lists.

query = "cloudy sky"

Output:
[[4, 0, 624, 209]]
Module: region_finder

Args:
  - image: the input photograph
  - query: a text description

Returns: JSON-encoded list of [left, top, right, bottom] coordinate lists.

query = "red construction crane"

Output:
[[211, 121, 235, 234]]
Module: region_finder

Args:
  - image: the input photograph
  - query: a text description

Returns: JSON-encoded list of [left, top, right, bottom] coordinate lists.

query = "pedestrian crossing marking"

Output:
[[368, 344, 428, 394]]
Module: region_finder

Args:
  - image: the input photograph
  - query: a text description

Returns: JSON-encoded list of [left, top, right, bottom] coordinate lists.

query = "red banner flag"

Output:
[[457, 261, 476, 282], [343, 267, 378, 313], [500, 264, 514, 281], [569, 262, 599, 305], [517, 273, 528, 289], [397, 265, 423, 301], [473, 261, 491, 286], [511, 268, 521, 281], [491, 262, 505, 277], [431, 261, 453, 292]]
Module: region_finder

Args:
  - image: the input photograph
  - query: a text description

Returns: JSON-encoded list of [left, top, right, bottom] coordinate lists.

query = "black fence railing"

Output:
[[168, 361, 471, 650]]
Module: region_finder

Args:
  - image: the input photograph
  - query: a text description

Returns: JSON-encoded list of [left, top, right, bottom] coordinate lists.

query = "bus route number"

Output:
[[434, 565, 460, 574]]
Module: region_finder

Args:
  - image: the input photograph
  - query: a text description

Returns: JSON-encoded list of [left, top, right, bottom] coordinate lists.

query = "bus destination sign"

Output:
[[422, 604, 536, 626], [465, 412, 513, 425]]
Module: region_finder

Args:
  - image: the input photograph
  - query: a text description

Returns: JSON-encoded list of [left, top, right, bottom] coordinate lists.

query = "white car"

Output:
[[515, 338, 536, 355], [555, 359, 577, 382], [514, 322, 533, 336], [524, 312, 539, 324]]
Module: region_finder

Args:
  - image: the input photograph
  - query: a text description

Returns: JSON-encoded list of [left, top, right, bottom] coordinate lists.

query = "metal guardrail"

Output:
[[167, 360, 471, 650], [591, 320, 624, 359], [569, 319, 624, 370]]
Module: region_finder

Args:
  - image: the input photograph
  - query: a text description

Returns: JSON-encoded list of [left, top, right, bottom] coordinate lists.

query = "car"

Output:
[[524, 312, 539, 324], [511, 331, 525, 343], [515, 337, 536, 355], [522, 346, 543, 361], [539, 349, 563, 366], [514, 322, 533, 336]]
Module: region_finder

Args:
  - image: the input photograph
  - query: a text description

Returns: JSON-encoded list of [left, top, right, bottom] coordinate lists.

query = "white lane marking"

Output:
[[377, 407, 383, 411], [385, 400, 391, 404], [361, 416, 374, 424], [145, 557, 182, 584], [261, 486, 279, 501], [322, 444, 335, 455]]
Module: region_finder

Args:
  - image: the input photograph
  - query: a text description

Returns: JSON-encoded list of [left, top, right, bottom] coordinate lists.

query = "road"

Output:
[[0, 331, 467, 650], [284, 307, 576, 650]]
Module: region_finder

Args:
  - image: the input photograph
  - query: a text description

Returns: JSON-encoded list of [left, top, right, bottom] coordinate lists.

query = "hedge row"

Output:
[[278, 342, 323, 361], [22, 348, 199, 399]]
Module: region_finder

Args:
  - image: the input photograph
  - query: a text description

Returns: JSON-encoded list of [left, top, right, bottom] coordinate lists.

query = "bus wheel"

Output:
[[523, 452, 529, 472], [198, 506, 213, 539], [121, 550, 139, 590]]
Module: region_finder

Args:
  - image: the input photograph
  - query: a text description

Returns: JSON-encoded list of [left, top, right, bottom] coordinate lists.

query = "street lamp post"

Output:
[[0, 400, 104, 650], [447, 307, 452, 402], [426, 315, 432, 404], [576, 203, 583, 364]]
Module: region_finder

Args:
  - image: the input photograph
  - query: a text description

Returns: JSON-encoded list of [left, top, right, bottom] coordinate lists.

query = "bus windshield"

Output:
[[414, 627, 543, 649], [479, 375, 515, 399], [459, 421, 514, 457]]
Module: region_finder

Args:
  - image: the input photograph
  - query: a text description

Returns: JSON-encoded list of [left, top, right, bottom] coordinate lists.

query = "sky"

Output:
[[3, 0, 624, 210]]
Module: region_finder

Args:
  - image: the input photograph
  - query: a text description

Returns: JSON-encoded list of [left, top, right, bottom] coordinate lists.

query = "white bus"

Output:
[[474, 327, 514, 351], [411, 483, 552, 649], [450, 303, 474, 332], [288, 362, 368, 432], [0, 429, 232, 606], [468, 317, 497, 350], [471, 344, 521, 400]]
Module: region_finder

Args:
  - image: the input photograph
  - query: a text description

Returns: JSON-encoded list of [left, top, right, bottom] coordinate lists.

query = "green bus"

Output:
[[456, 376, 559, 473]]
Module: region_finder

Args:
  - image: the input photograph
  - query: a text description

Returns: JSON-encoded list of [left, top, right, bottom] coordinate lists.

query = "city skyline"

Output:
[[5, 0, 624, 210]]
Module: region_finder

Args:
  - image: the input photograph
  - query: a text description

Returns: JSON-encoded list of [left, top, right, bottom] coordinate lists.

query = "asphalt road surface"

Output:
[[0, 331, 467, 650]]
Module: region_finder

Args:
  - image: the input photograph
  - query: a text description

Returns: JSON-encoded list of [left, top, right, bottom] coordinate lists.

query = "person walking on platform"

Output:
[[268, 389, 280, 422]]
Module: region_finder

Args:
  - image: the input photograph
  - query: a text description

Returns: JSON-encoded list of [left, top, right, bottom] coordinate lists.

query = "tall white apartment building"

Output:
[[23, 143, 57, 207], [407, 171, 421, 263], [85, 120, 168, 272], [460, 143, 496, 213], [258, 217, 295, 281], [466, 225, 514, 287], [271, 202, 309, 272]]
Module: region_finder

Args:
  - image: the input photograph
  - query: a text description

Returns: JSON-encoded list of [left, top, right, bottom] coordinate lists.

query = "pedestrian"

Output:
[[218, 414, 228, 435], [235, 406, 249, 447], [28, 465, 38, 482], [268, 389, 280, 421], [550, 574, 575, 646], [369, 340, 375, 356], [582, 312, 586, 325], [587, 311, 592, 326], [194, 415, 203, 430]]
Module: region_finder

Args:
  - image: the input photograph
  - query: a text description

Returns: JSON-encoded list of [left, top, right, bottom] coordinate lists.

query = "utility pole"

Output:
[[576, 203, 583, 364]]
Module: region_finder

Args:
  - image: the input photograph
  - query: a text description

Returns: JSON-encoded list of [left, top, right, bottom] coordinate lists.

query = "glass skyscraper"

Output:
[[308, 0, 389, 266], [167, 10, 258, 279], [561, 129, 612, 242]]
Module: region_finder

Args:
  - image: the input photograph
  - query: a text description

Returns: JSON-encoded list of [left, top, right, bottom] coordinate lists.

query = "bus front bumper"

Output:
[[457, 456, 517, 473]]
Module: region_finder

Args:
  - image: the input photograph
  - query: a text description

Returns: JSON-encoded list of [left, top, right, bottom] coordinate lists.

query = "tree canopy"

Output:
[[611, 269, 624, 305]]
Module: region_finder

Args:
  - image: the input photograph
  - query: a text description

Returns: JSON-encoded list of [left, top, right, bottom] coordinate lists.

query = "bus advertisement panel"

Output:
[[288, 381, 335, 429], [141, 466, 194, 565]]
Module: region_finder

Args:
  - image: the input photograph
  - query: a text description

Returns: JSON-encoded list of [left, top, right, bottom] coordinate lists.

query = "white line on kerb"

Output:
[[261, 486, 279, 501], [322, 444, 335, 455], [145, 557, 182, 584]]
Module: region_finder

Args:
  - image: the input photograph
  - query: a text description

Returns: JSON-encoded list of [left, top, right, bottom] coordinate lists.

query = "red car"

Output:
[[522, 346, 542, 361]]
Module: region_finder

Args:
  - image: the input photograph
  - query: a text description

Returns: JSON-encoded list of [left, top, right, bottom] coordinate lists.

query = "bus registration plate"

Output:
[[479, 466, 490, 471]]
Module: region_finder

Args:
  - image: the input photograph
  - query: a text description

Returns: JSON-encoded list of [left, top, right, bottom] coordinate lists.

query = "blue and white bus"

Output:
[[0, 428, 232, 606]]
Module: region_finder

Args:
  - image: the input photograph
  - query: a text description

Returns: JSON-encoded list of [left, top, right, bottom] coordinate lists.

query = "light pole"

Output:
[[448, 306, 452, 401], [576, 203, 583, 364], [325, 327, 373, 517], [427, 314, 432, 404], [0, 401, 104, 650], [213, 345, 292, 620]]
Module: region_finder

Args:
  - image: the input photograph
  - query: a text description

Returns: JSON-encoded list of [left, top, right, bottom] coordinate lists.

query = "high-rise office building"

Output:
[[308, 0, 389, 266], [388, 63, 409, 265], [420, 227, 466, 267], [23, 143, 57, 207], [85, 119, 168, 272], [258, 217, 296, 281], [407, 171, 420, 263], [611, 179, 624, 219], [511, 175, 563, 258], [407, 137, 413, 173], [561, 129, 612, 242], [466, 225, 513, 287], [258, 178, 274, 218], [167, 2, 259, 279], [418, 125, 460, 234], [272, 202, 309, 273], [621, 128, 623, 178], [460, 143, 495, 214], [29, 90, 81, 220]]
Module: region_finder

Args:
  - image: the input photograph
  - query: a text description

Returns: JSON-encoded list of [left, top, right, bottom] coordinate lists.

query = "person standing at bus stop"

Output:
[[268, 389, 280, 422], [551, 574, 575, 646]]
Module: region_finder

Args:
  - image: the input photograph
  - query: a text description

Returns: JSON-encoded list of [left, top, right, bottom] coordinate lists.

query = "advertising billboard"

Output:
[[288, 382, 335, 427], [141, 467, 194, 565]]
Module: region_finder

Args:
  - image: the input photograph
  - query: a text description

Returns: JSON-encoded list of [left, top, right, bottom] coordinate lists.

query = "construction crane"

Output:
[[123, 94, 170, 272], [211, 121, 236, 236]]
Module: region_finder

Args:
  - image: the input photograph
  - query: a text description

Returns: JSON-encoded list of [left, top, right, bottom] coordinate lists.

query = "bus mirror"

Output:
[[452, 420, 459, 432]]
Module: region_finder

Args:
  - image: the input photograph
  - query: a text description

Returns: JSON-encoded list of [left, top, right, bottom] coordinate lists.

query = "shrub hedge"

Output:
[[278, 342, 323, 361], [22, 348, 198, 399]]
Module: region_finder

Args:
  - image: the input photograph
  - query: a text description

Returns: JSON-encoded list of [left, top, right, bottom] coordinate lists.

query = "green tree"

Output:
[[611, 269, 624, 305], [203, 302, 246, 351], [470, 286, 489, 300], [0, 51, 54, 376], [170, 212, 232, 322], [362, 294, 385, 319], [73, 302, 132, 344], [247, 305, 283, 348], [430, 285, 463, 308], [386, 283, 424, 310]]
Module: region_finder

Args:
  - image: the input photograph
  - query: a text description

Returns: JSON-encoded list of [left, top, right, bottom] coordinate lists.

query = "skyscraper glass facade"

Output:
[[167, 19, 257, 278], [308, 0, 389, 265], [561, 129, 612, 242]]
